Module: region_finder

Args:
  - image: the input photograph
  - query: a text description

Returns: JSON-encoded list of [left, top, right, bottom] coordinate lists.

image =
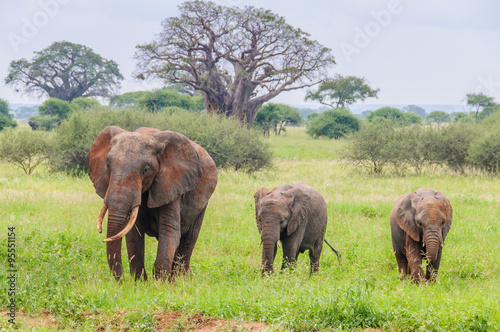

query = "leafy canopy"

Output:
[[305, 74, 379, 108], [135, 0, 334, 126], [426, 111, 451, 123], [0, 98, 17, 131], [253, 103, 302, 137], [465, 93, 496, 120], [306, 108, 360, 139], [366, 107, 421, 125], [5, 41, 124, 101]]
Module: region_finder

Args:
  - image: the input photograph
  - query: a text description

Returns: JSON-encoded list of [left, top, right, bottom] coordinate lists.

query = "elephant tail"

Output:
[[324, 239, 341, 262]]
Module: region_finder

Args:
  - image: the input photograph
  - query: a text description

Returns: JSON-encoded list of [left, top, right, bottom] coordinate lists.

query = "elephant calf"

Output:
[[390, 188, 452, 283], [254, 182, 338, 274]]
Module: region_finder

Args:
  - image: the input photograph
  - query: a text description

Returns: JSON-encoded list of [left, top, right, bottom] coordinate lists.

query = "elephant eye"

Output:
[[142, 164, 151, 175], [415, 219, 422, 226]]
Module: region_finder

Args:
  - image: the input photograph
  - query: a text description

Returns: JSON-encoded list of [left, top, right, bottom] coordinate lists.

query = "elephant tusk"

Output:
[[441, 243, 444, 247], [96, 204, 107, 233], [277, 241, 281, 249], [259, 240, 263, 247], [103, 206, 139, 242], [422, 243, 425, 247]]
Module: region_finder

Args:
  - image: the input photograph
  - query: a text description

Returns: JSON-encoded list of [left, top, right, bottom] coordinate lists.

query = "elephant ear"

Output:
[[254, 187, 270, 234], [435, 191, 453, 240], [86, 126, 126, 198], [396, 192, 420, 242], [283, 187, 311, 236], [147, 131, 202, 208]]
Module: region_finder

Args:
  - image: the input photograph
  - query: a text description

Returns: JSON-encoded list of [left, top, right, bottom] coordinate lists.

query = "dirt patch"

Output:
[[155, 311, 277, 331], [1, 310, 277, 331], [1, 310, 57, 329]]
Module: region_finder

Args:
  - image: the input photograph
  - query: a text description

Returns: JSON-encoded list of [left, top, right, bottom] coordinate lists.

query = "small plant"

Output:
[[0, 128, 52, 174]]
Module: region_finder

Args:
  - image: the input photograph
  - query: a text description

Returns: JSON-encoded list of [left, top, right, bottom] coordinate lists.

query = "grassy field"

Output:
[[1, 127, 499, 331]]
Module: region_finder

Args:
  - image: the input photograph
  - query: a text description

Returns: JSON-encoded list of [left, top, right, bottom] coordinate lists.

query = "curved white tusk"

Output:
[[103, 206, 139, 242], [441, 243, 444, 247], [259, 240, 263, 247], [96, 204, 107, 233]]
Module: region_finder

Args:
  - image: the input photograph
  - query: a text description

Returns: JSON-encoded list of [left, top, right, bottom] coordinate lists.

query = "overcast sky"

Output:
[[1, 0, 499, 108]]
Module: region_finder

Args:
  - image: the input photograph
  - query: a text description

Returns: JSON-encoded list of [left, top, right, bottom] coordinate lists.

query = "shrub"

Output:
[[51, 107, 272, 173], [38, 98, 72, 119], [468, 131, 500, 173], [70, 97, 101, 111], [0, 128, 52, 174], [342, 122, 394, 173], [306, 108, 360, 139], [426, 111, 451, 123], [28, 115, 60, 131], [137, 89, 204, 112], [431, 124, 479, 173], [0, 98, 17, 131]]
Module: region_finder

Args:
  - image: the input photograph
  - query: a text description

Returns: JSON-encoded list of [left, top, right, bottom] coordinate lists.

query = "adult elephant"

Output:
[[254, 182, 339, 275], [390, 188, 452, 283], [86, 126, 217, 281]]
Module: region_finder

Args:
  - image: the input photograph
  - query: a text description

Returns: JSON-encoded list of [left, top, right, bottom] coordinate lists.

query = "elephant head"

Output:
[[397, 189, 452, 265], [254, 186, 311, 273], [86, 126, 202, 276]]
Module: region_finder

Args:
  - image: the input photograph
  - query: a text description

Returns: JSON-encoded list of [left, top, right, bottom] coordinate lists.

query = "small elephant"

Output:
[[254, 182, 338, 274], [87, 126, 217, 281], [390, 188, 452, 283]]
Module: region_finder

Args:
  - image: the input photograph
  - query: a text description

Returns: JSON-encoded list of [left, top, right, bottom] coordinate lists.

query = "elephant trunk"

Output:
[[100, 181, 142, 279], [424, 229, 442, 264], [105, 208, 130, 279], [260, 217, 280, 274], [261, 241, 277, 273]]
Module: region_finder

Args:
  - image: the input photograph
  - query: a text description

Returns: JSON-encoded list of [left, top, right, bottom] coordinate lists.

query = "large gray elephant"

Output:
[[254, 182, 339, 274], [390, 188, 452, 283], [86, 126, 217, 281]]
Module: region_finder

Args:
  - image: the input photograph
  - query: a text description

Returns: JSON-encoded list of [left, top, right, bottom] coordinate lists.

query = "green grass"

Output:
[[1, 127, 499, 331]]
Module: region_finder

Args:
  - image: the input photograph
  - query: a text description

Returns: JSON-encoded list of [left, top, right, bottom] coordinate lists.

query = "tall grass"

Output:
[[0, 128, 499, 331]]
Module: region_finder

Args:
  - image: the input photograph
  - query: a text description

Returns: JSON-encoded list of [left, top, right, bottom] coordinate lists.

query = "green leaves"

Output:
[[305, 74, 379, 109], [5, 41, 123, 101]]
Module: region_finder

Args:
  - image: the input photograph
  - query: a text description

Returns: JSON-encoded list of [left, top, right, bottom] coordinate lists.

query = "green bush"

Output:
[[51, 107, 272, 173], [342, 122, 394, 173], [0, 128, 52, 174], [38, 98, 72, 119], [306, 108, 360, 139], [432, 124, 479, 173], [137, 89, 204, 112], [468, 131, 500, 174], [0, 98, 17, 131], [28, 115, 60, 131], [343, 123, 479, 175]]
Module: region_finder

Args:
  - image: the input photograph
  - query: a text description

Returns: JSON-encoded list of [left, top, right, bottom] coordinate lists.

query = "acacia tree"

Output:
[[465, 93, 496, 120], [135, 0, 334, 127], [305, 74, 379, 108], [5, 41, 123, 102]]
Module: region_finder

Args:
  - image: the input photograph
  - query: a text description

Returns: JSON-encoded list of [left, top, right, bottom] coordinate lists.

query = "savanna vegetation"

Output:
[[0, 126, 499, 331]]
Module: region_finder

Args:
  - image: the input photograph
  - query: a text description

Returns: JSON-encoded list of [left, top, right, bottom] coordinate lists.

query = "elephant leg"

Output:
[[309, 240, 323, 274], [405, 235, 424, 283], [125, 216, 147, 281], [281, 237, 299, 270], [173, 207, 206, 276], [154, 198, 181, 280], [426, 247, 443, 281], [395, 250, 409, 279]]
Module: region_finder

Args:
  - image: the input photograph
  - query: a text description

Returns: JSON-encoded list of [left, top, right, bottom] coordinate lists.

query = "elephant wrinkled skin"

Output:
[[87, 126, 217, 281], [390, 188, 452, 283], [254, 182, 338, 275]]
